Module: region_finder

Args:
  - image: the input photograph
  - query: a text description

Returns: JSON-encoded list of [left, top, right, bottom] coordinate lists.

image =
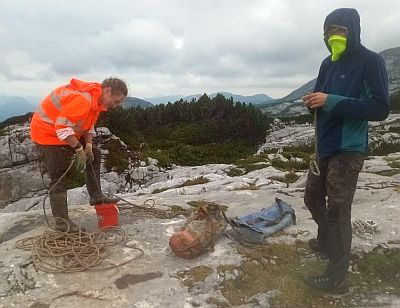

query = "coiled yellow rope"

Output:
[[16, 226, 144, 273]]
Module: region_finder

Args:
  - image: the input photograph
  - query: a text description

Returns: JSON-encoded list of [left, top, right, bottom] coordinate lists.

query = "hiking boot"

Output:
[[308, 238, 328, 254], [85, 151, 119, 206], [304, 274, 349, 294], [50, 191, 86, 233], [89, 194, 120, 206], [55, 219, 86, 233]]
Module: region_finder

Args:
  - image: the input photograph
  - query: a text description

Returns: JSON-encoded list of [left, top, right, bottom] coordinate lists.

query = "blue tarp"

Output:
[[231, 197, 296, 243]]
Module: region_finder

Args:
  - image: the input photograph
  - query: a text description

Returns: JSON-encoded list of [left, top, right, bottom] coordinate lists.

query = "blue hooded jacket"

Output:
[[314, 8, 389, 158]]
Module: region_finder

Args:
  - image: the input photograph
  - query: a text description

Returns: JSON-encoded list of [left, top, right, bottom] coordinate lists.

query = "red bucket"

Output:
[[95, 203, 119, 228]]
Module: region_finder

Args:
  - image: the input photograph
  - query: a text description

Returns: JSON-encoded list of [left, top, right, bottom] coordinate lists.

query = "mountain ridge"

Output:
[[123, 97, 153, 108], [145, 92, 273, 105], [259, 46, 400, 115], [0, 96, 35, 122], [1, 46, 399, 122]]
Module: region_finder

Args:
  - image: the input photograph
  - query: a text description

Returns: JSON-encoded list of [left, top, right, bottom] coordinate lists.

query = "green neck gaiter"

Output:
[[328, 35, 347, 61]]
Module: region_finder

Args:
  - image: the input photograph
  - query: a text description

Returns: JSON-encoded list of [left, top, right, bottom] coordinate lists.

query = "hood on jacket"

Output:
[[323, 8, 361, 57], [69, 78, 102, 97], [68, 78, 105, 111]]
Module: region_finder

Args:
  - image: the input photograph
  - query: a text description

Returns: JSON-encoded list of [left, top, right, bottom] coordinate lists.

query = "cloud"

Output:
[[49, 18, 179, 75], [1, 0, 399, 98]]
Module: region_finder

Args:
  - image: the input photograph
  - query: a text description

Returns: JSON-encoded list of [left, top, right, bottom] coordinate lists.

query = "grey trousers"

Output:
[[36, 143, 102, 196], [304, 152, 364, 281]]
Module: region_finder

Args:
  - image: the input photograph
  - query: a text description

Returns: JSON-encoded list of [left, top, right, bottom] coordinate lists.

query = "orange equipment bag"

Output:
[[169, 202, 227, 259]]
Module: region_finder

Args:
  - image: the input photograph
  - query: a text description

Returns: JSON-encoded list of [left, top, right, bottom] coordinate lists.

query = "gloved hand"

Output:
[[85, 142, 94, 163], [74, 144, 86, 171]]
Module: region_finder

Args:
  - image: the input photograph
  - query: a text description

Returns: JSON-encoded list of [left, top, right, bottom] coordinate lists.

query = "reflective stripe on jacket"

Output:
[[30, 78, 106, 145]]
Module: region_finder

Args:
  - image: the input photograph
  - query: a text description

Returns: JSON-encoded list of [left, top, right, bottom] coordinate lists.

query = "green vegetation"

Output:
[[390, 90, 400, 113], [274, 113, 313, 125], [387, 126, 400, 134], [388, 160, 400, 168], [257, 148, 312, 173], [180, 176, 210, 187], [269, 172, 300, 184], [98, 94, 269, 166], [383, 155, 400, 162], [102, 139, 130, 174], [352, 247, 400, 292], [167, 205, 193, 217], [176, 243, 400, 307], [151, 187, 169, 194], [0, 112, 33, 129], [232, 183, 259, 191], [177, 266, 213, 289], [377, 169, 400, 177], [370, 143, 400, 156], [285, 171, 300, 183], [268, 175, 286, 183], [231, 155, 270, 174], [141, 150, 173, 168], [227, 167, 245, 177], [271, 158, 307, 172]]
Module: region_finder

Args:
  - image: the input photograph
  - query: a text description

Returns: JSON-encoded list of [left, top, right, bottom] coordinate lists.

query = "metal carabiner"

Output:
[[310, 160, 321, 176]]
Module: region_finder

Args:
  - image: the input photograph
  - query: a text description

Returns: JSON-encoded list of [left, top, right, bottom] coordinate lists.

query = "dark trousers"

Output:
[[304, 152, 364, 281], [36, 143, 102, 197]]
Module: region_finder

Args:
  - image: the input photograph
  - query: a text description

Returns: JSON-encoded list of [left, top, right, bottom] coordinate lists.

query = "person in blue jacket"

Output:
[[302, 8, 389, 293]]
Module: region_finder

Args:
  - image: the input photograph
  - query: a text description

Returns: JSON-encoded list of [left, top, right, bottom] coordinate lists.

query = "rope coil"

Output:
[[16, 227, 144, 273], [352, 219, 380, 240]]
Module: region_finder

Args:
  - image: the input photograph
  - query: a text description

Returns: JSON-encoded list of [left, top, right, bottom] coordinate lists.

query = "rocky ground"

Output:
[[1, 118, 400, 307], [1, 153, 400, 307]]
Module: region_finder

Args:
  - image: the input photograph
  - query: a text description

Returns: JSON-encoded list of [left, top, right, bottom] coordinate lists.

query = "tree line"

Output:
[[98, 94, 270, 166]]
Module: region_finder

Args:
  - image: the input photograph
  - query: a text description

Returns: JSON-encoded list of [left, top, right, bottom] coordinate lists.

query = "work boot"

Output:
[[50, 191, 86, 233], [304, 274, 349, 294], [85, 155, 119, 206], [89, 193, 120, 206], [54, 218, 84, 233]]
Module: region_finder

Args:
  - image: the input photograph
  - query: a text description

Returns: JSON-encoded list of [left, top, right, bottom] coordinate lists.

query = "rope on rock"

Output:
[[21, 160, 144, 273], [16, 226, 144, 273], [352, 219, 380, 240], [117, 196, 193, 219]]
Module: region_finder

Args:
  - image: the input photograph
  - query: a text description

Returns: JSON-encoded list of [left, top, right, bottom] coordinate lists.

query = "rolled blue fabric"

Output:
[[231, 198, 296, 244]]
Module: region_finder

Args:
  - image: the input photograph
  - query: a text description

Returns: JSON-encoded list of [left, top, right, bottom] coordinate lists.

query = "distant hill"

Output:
[[144, 95, 183, 105], [381, 47, 400, 94], [122, 97, 153, 108], [0, 112, 33, 129], [260, 46, 400, 116], [0, 96, 35, 122], [146, 92, 273, 105], [0, 95, 153, 123], [210, 92, 273, 105], [276, 79, 316, 104]]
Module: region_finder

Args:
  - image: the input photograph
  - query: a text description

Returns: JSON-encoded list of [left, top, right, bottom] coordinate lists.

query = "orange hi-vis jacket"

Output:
[[30, 78, 106, 145]]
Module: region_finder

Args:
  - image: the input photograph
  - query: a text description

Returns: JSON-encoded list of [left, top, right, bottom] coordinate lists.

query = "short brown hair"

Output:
[[101, 77, 128, 96]]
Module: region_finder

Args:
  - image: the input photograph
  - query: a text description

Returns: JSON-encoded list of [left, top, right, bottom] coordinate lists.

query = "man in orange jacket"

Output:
[[30, 77, 128, 232]]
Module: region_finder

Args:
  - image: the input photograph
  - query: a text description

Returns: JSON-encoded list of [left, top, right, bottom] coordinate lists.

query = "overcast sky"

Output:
[[1, 0, 399, 100]]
